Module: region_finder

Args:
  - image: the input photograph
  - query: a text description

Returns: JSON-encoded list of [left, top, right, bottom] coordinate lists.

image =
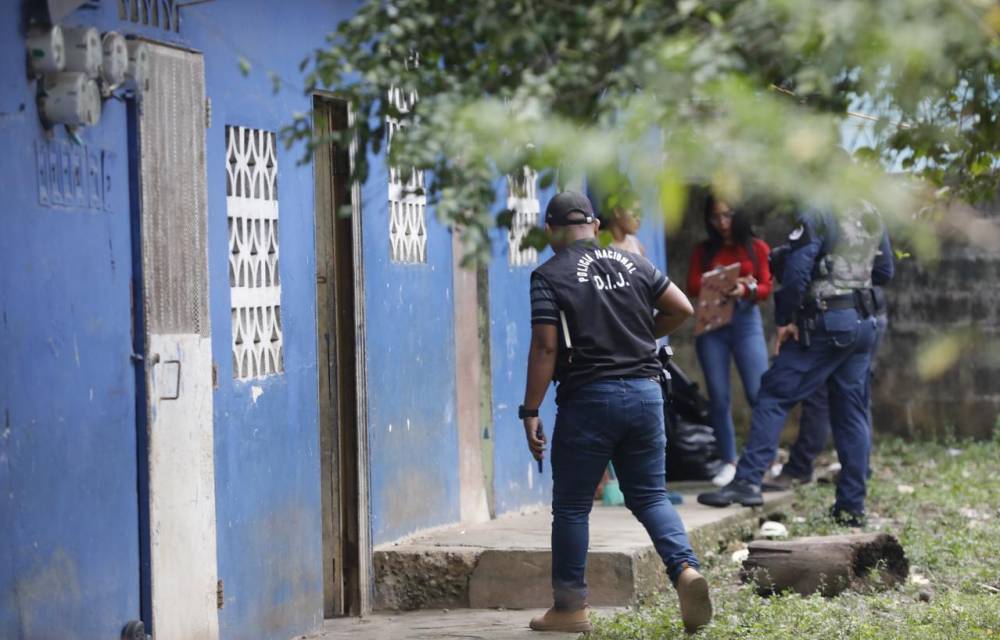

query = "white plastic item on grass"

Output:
[[731, 548, 750, 563], [909, 573, 930, 586], [759, 521, 788, 539]]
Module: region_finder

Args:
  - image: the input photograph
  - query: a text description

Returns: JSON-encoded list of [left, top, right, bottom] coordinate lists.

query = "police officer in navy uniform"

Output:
[[763, 232, 893, 490], [697, 200, 892, 526], [520, 191, 713, 634]]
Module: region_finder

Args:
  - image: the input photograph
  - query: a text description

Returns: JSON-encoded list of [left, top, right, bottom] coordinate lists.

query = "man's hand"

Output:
[[523, 416, 546, 461], [774, 323, 799, 356]]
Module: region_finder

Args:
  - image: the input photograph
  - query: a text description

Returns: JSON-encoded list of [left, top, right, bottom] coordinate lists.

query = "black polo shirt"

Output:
[[530, 240, 670, 404]]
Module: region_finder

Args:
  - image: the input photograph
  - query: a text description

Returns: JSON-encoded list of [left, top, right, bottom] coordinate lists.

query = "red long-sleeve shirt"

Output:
[[686, 238, 773, 302]]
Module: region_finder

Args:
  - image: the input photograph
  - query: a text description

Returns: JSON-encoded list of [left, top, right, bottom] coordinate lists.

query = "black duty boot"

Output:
[[697, 480, 764, 507], [762, 471, 811, 493], [829, 505, 866, 527]]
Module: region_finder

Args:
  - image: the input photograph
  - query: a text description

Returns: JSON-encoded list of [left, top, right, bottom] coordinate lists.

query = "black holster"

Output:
[[853, 288, 876, 318]]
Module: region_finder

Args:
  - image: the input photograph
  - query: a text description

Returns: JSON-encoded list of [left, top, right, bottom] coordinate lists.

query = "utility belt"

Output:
[[796, 288, 883, 348], [802, 287, 883, 319]]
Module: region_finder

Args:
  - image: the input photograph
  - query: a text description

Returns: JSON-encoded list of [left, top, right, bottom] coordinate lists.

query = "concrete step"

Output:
[[373, 483, 792, 611]]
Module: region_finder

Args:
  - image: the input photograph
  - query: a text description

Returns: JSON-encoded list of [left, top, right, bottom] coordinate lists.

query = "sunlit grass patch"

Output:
[[590, 439, 1000, 639]]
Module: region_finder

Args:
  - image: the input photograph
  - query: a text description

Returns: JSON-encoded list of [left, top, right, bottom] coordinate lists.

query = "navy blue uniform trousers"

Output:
[[734, 308, 877, 513], [784, 313, 888, 480]]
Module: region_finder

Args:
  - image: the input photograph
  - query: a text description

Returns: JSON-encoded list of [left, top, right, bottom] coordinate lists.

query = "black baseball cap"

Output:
[[545, 191, 597, 226]]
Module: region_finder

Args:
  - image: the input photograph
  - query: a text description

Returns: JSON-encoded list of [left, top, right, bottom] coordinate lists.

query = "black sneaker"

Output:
[[829, 505, 866, 527], [761, 472, 811, 493], [697, 480, 764, 508]]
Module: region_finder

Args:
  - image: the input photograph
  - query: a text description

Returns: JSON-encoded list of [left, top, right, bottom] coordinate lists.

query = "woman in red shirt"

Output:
[[687, 193, 772, 487]]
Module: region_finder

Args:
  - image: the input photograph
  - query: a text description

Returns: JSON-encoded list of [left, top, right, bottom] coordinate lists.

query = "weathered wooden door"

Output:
[[136, 42, 219, 640], [314, 97, 370, 617]]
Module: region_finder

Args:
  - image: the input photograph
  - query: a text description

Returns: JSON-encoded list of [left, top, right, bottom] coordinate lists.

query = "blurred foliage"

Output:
[[283, 0, 1000, 263]]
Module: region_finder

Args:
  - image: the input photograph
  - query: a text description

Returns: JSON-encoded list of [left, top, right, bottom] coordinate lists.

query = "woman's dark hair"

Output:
[[701, 191, 758, 274]]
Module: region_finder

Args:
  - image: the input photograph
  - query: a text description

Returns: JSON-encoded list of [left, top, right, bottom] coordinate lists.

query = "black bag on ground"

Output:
[[657, 347, 724, 481]]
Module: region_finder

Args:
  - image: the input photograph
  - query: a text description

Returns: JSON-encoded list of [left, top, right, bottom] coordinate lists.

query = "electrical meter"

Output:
[[39, 71, 101, 127]]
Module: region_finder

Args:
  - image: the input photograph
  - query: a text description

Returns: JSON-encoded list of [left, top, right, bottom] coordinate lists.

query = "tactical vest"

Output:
[[809, 201, 883, 300]]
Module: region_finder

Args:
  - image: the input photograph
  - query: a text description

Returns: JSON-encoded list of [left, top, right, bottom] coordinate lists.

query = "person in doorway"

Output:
[[686, 193, 772, 487], [697, 200, 891, 527], [521, 191, 712, 634]]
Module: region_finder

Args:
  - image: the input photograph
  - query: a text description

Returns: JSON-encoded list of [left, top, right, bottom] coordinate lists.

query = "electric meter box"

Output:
[[62, 26, 102, 78], [26, 25, 65, 75], [39, 71, 101, 127]]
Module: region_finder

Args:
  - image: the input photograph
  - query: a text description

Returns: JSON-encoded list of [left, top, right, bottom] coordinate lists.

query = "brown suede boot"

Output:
[[529, 606, 593, 633], [676, 567, 712, 634]]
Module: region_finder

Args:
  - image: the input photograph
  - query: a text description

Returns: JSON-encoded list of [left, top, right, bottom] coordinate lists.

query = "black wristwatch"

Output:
[[518, 404, 539, 419]]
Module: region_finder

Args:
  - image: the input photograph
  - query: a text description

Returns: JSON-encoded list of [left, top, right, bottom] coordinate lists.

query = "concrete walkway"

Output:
[[308, 482, 791, 639], [304, 607, 619, 640]]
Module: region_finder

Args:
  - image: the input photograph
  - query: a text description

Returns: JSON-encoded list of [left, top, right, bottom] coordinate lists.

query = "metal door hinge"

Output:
[[217, 579, 224, 609], [205, 97, 212, 129]]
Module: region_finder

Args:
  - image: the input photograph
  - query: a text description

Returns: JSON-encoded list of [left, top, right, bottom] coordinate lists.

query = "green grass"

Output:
[[590, 439, 1000, 639]]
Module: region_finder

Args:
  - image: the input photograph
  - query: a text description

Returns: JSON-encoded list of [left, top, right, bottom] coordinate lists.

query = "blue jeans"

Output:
[[734, 309, 877, 513], [783, 313, 888, 480], [695, 301, 769, 463], [551, 378, 699, 610]]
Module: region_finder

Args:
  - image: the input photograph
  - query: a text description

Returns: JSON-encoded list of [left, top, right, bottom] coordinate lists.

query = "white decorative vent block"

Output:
[[387, 86, 427, 264], [226, 125, 283, 379], [119, 0, 180, 32], [506, 168, 540, 267]]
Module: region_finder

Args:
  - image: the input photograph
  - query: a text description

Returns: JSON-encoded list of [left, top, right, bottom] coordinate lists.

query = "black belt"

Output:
[[815, 293, 858, 311], [805, 289, 880, 317]]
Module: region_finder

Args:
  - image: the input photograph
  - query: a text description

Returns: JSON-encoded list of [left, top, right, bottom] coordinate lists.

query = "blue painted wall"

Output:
[[488, 180, 557, 515], [1, 2, 349, 639], [0, 4, 141, 638], [1, 2, 668, 636], [362, 165, 461, 545], [181, 3, 349, 638]]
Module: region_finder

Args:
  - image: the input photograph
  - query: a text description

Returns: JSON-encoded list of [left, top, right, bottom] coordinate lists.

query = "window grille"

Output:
[[386, 85, 427, 263], [506, 167, 540, 267], [226, 126, 283, 378]]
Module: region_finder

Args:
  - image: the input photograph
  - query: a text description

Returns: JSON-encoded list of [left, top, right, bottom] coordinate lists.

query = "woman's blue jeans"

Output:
[[550, 378, 699, 610], [695, 301, 769, 463]]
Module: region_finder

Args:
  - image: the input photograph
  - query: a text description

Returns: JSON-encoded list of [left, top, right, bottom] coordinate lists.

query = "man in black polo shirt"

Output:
[[520, 191, 712, 634]]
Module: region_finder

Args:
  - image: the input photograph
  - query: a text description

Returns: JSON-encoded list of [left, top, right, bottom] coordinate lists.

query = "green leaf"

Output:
[[495, 209, 515, 229], [521, 227, 550, 251], [238, 56, 252, 77]]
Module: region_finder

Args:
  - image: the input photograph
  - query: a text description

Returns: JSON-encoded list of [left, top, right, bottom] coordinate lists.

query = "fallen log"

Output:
[[740, 532, 909, 597]]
